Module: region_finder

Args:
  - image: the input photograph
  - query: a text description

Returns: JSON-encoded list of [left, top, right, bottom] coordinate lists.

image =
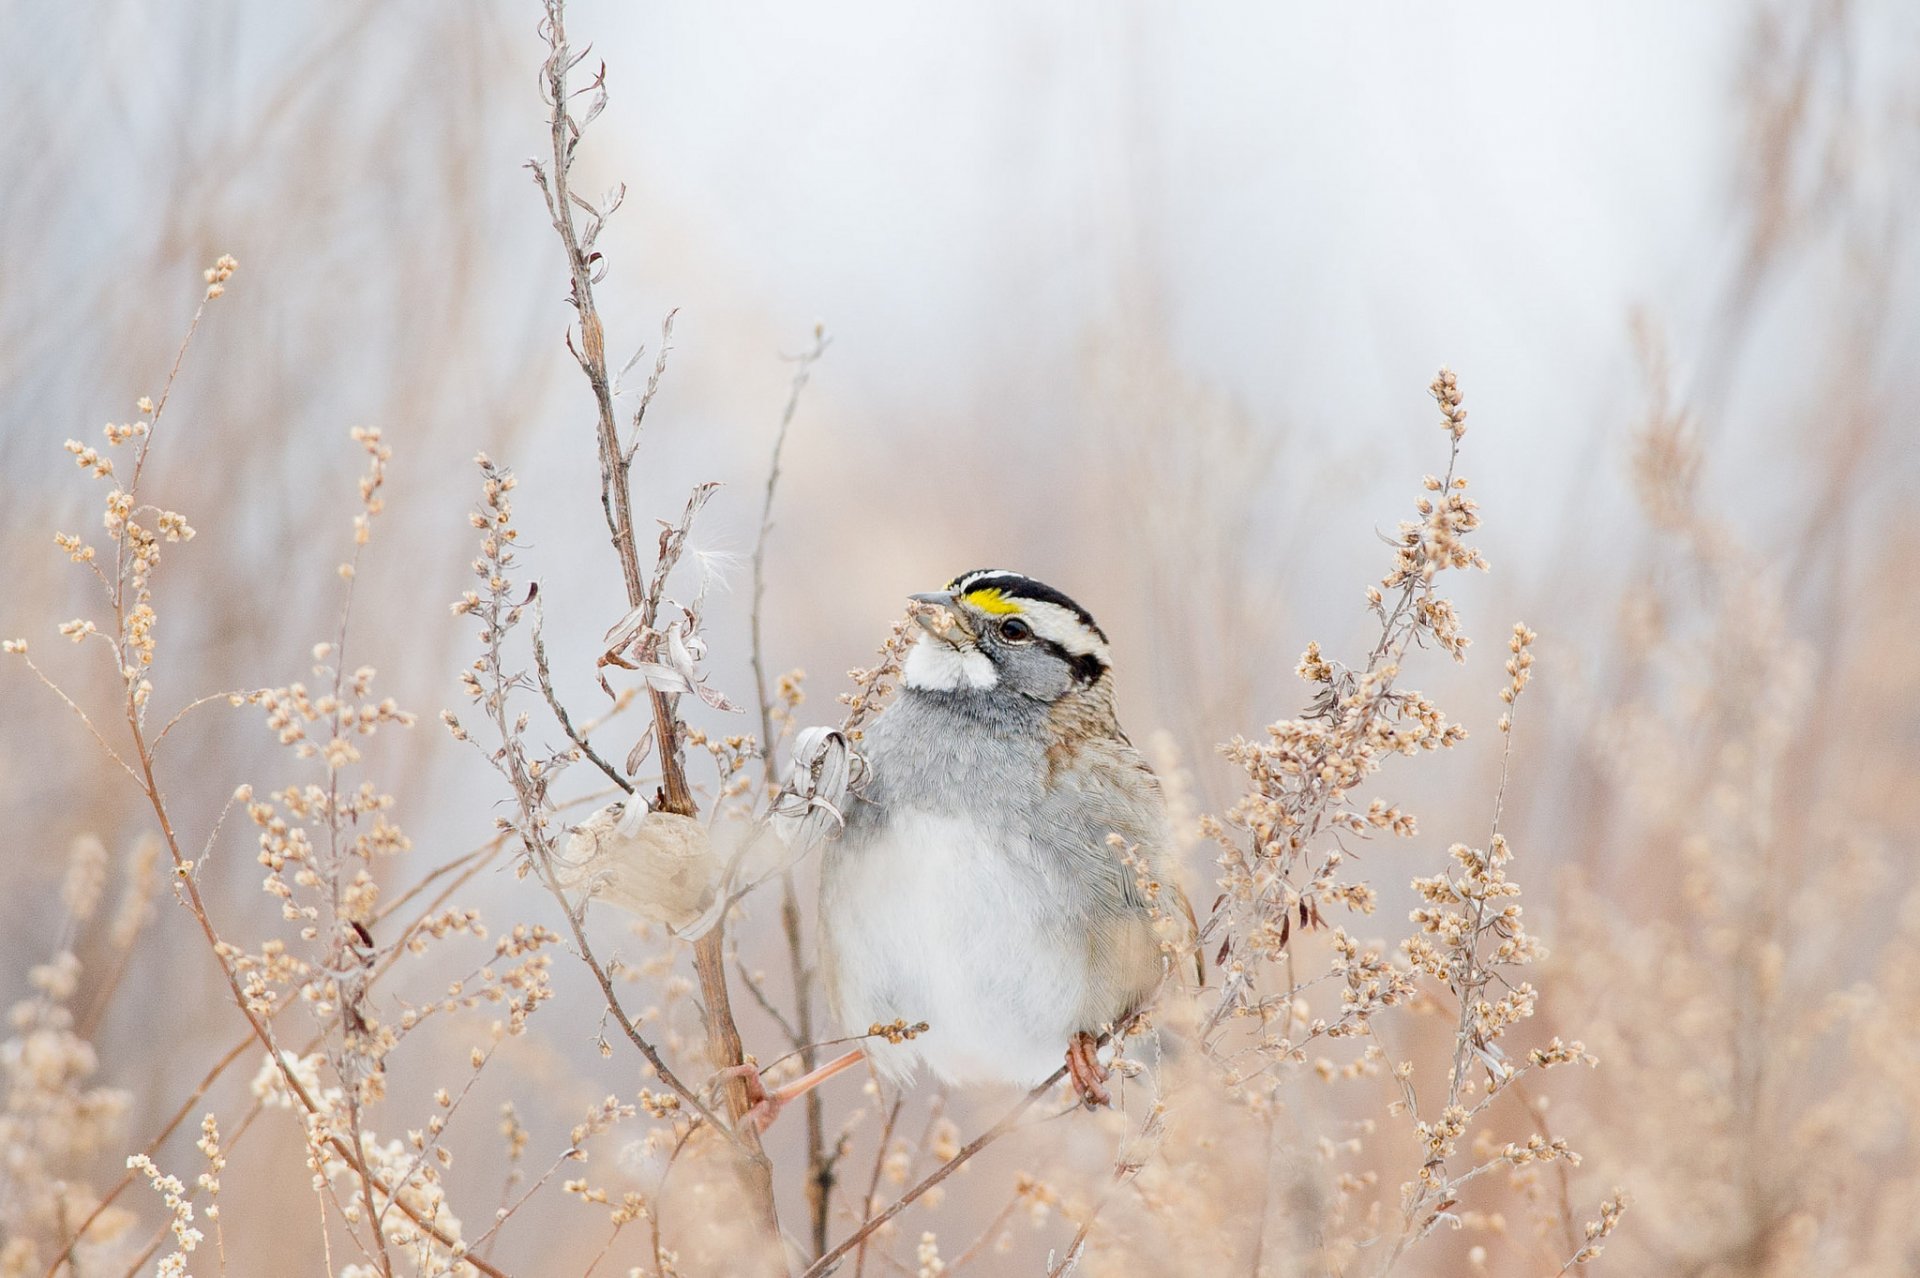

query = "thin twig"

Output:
[[949, 1188, 1024, 1272], [151, 687, 263, 750], [532, 596, 633, 793], [527, 0, 778, 1255], [746, 322, 833, 1255], [811, 1068, 1071, 1278], [853, 1095, 903, 1278], [749, 323, 831, 792], [16, 655, 143, 784], [1044, 1106, 1165, 1278], [736, 956, 801, 1044]]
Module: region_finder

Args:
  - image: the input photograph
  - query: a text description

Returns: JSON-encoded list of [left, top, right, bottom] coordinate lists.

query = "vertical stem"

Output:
[[749, 330, 832, 1254], [534, 0, 781, 1260], [783, 874, 832, 1255]]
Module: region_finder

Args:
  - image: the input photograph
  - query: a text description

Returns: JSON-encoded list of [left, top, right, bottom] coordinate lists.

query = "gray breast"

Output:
[[844, 688, 1052, 826], [835, 687, 1152, 920]]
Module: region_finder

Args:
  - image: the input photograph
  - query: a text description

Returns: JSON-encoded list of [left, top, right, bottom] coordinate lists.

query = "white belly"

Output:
[[824, 808, 1092, 1087]]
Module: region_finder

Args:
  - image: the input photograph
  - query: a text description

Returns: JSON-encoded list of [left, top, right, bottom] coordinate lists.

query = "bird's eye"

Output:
[[998, 617, 1033, 642]]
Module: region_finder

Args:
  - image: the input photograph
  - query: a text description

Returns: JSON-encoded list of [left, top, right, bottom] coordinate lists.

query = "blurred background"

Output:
[[4, 1, 1918, 1273]]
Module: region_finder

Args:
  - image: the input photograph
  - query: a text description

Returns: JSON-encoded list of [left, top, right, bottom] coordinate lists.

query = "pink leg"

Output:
[[721, 1048, 866, 1132], [1065, 1031, 1111, 1108]]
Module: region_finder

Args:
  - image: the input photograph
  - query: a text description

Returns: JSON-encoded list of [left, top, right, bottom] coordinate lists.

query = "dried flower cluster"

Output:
[[1204, 374, 1482, 1027], [0, 841, 145, 1274], [1131, 373, 1622, 1276], [0, 261, 623, 1278]]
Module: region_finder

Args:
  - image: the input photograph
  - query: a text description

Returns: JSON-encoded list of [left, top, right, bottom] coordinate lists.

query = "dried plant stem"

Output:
[[785, 876, 832, 1256], [39, 1032, 254, 1278], [471, 538, 731, 1144], [124, 286, 215, 494], [1513, 1078, 1582, 1257], [52, 312, 509, 1270], [735, 957, 801, 1043], [949, 1189, 1024, 1271], [125, 721, 506, 1274], [529, 0, 778, 1256], [345, 1084, 396, 1277], [151, 687, 264, 750], [14, 655, 141, 784], [1382, 620, 1540, 1275], [749, 325, 832, 1255], [852, 1095, 903, 1278], [533, 602, 634, 794], [1199, 380, 1475, 1050], [749, 325, 830, 782], [808, 1068, 1070, 1278], [1044, 1110, 1162, 1278]]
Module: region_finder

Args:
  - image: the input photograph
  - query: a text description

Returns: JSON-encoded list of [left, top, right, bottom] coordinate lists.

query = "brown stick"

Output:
[[529, 0, 780, 1259], [808, 1068, 1069, 1278], [748, 326, 833, 1255], [853, 1095, 903, 1278]]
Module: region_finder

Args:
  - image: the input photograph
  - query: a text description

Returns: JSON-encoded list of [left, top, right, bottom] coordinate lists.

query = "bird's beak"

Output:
[[908, 590, 973, 641]]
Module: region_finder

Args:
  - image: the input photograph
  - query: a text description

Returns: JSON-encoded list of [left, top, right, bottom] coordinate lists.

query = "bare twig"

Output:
[[746, 322, 833, 1254], [853, 1094, 904, 1278], [949, 1188, 1025, 1272], [532, 595, 634, 794], [749, 323, 831, 791], [1044, 1105, 1165, 1278], [736, 955, 801, 1044], [526, 0, 779, 1257], [811, 1067, 1072, 1278]]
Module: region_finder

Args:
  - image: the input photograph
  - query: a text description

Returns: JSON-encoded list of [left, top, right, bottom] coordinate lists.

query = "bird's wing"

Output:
[[1033, 734, 1186, 914], [1034, 733, 1210, 1001]]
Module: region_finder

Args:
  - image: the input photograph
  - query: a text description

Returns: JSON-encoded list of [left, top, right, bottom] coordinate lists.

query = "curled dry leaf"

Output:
[[624, 723, 655, 774], [599, 613, 739, 711], [772, 726, 866, 847]]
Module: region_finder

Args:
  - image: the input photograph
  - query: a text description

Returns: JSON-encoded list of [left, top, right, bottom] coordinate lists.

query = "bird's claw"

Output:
[[1065, 1031, 1111, 1108], [717, 1062, 785, 1133]]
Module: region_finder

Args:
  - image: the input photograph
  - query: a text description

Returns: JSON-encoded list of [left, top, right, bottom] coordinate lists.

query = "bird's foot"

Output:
[[716, 1062, 786, 1133], [716, 1048, 867, 1134], [1065, 1031, 1111, 1108]]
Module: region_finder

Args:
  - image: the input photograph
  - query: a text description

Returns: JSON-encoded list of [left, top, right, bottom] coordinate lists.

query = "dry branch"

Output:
[[526, 0, 781, 1261]]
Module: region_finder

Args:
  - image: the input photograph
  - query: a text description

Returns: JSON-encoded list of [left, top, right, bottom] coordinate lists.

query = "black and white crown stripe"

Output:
[[947, 569, 1112, 676]]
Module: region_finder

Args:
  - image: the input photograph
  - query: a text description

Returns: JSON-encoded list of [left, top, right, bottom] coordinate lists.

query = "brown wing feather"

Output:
[[1044, 683, 1205, 988]]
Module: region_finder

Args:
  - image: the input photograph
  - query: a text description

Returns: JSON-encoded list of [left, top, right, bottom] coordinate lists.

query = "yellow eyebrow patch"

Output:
[[960, 588, 1022, 615]]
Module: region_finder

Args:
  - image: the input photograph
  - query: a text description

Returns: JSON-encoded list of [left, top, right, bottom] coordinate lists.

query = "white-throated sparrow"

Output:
[[810, 569, 1195, 1108]]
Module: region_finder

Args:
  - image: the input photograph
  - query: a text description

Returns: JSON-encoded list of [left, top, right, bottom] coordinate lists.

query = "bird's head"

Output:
[[902, 569, 1110, 701]]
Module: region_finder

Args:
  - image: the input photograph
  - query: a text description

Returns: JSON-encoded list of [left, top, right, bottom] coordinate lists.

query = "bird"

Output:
[[734, 569, 1196, 1126]]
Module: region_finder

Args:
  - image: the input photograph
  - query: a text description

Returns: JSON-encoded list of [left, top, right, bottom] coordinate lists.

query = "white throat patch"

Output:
[[903, 637, 997, 692]]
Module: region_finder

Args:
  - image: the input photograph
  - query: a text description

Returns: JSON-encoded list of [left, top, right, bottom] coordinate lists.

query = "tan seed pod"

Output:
[[559, 804, 718, 931]]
